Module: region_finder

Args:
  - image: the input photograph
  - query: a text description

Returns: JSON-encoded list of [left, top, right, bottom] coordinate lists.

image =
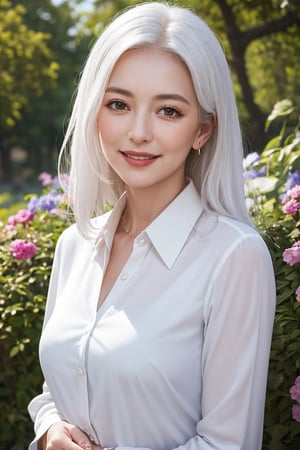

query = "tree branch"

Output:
[[243, 12, 300, 46]]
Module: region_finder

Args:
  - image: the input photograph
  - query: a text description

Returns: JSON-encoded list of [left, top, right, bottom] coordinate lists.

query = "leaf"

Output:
[[266, 99, 295, 130]]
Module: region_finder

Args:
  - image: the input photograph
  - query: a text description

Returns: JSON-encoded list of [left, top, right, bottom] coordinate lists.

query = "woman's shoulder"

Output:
[[56, 210, 112, 251], [199, 210, 269, 255]]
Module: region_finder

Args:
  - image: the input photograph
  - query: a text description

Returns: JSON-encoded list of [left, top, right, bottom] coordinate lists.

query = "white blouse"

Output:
[[28, 181, 276, 450]]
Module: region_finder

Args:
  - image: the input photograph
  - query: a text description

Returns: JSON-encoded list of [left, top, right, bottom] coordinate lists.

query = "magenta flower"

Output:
[[10, 239, 38, 260], [282, 199, 300, 215], [292, 404, 300, 422], [296, 286, 300, 302], [290, 376, 300, 403], [282, 199, 300, 216], [283, 241, 300, 266], [287, 185, 300, 199], [14, 209, 34, 224]]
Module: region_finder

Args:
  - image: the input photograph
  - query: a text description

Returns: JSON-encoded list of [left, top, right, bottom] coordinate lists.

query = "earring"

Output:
[[197, 147, 201, 156]]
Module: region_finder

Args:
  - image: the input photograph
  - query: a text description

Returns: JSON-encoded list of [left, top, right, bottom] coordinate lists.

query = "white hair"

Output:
[[59, 1, 252, 239]]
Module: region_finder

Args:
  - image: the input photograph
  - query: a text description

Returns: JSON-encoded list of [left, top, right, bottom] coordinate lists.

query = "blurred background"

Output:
[[1, 0, 300, 192]]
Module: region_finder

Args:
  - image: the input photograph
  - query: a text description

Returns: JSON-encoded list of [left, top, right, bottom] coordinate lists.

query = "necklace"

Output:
[[120, 218, 134, 237]]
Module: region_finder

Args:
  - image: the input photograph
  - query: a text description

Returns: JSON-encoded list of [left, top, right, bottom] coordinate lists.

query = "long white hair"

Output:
[[59, 1, 251, 239]]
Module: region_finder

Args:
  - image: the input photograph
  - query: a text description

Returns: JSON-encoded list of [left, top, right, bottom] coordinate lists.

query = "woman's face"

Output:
[[97, 47, 211, 194]]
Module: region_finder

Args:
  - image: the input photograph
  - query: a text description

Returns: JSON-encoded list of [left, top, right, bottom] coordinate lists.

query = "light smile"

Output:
[[121, 151, 158, 160]]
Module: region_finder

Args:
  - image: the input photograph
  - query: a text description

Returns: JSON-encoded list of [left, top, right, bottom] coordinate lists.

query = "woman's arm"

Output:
[[109, 235, 275, 450]]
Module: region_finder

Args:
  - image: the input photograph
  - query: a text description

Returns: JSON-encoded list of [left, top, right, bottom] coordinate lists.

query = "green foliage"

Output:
[[0, 0, 59, 129], [0, 183, 71, 449], [245, 100, 300, 447]]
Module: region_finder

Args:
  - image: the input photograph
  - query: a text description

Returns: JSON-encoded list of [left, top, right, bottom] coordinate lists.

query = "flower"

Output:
[[10, 239, 38, 260], [287, 185, 300, 199], [27, 196, 39, 213], [282, 199, 300, 215], [243, 152, 266, 179], [292, 404, 300, 422], [290, 376, 300, 403], [283, 241, 300, 266], [296, 286, 300, 302], [28, 191, 62, 214], [243, 152, 261, 168], [286, 170, 300, 190], [14, 209, 34, 224], [38, 172, 53, 186], [7, 215, 17, 226]]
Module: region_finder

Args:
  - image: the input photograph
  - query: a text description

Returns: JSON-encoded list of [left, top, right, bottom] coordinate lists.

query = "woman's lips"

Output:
[[120, 151, 159, 167]]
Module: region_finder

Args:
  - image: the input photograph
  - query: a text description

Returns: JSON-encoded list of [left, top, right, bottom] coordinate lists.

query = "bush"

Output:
[[244, 100, 300, 448], [0, 103, 300, 448], [0, 175, 70, 449]]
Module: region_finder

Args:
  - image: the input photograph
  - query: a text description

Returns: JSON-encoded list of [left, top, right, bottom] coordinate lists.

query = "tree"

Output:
[[83, 0, 300, 151], [0, 0, 59, 181], [10, 0, 91, 179], [211, 0, 300, 149]]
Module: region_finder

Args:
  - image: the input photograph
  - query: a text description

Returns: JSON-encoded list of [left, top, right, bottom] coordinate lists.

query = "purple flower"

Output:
[[10, 239, 38, 260], [14, 209, 34, 224], [292, 404, 300, 422], [243, 167, 266, 179], [38, 172, 53, 186], [243, 152, 261, 169], [282, 241, 300, 266], [243, 152, 266, 179], [27, 196, 39, 214], [37, 192, 58, 212], [286, 170, 300, 190], [282, 199, 300, 216], [296, 286, 300, 302]]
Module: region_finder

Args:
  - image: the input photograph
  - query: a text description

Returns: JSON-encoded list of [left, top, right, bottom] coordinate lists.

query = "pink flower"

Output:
[[10, 239, 38, 260], [38, 172, 53, 186], [14, 209, 33, 224], [4, 224, 16, 232], [296, 286, 300, 302], [282, 199, 300, 215], [290, 376, 300, 403], [283, 241, 300, 265], [292, 404, 300, 422], [287, 184, 300, 199], [7, 215, 17, 225]]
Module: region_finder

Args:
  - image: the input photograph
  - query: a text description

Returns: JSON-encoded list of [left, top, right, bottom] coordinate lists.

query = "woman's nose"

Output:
[[127, 112, 153, 144]]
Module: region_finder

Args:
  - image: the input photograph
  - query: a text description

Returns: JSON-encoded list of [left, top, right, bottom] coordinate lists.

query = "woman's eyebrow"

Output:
[[105, 87, 190, 105], [105, 87, 133, 97], [154, 94, 190, 105]]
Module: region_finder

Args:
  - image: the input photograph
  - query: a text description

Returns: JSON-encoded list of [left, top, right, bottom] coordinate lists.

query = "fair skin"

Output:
[[38, 47, 214, 449]]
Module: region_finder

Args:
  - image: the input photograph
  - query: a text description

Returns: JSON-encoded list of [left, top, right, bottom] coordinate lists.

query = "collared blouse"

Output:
[[28, 181, 276, 450]]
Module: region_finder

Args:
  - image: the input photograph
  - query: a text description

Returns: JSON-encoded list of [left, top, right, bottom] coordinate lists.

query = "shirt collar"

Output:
[[94, 181, 203, 269], [145, 181, 203, 268]]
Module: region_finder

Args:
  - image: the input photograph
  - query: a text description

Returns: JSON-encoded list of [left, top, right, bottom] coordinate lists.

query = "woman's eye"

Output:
[[160, 107, 181, 118], [106, 100, 128, 111]]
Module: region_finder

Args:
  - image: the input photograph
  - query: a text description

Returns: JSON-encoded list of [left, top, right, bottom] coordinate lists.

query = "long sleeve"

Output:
[[28, 382, 64, 450], [115, 235, 276, 450], [28, 231, 69, 450]]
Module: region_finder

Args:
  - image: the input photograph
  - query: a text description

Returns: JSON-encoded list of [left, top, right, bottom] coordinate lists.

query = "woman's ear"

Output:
[[192, 115, 216, 151]]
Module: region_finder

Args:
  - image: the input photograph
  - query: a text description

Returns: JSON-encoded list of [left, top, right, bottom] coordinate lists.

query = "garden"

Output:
[[0, 100, 300, 449]]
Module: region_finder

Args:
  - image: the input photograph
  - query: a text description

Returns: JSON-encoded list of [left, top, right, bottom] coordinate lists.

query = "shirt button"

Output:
[[77, 367, 85, 377], [138, 238, 146, 246], [120, 272, 128, 280]]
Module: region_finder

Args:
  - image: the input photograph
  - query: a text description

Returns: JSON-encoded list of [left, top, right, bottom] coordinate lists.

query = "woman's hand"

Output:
[[38, 421, 94, 450]]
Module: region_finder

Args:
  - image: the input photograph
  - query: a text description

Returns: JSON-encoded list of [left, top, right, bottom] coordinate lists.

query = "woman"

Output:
[[28, 2, 276, 449]]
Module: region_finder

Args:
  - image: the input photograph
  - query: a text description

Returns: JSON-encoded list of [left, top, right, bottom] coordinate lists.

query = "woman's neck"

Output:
[[121, 178, 187, 235]]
